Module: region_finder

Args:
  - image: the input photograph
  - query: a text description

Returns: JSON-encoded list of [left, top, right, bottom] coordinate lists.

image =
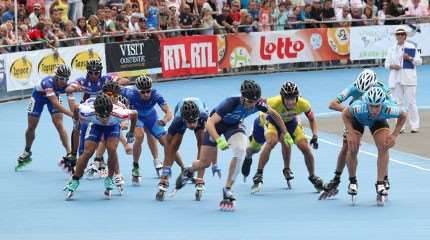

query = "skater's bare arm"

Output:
[[159, 104, 172, 125], [206, 113, 222, 141], [305, 110, 318, 137], [47, 92, 73, 117], [329, 99, 345, 112], [392, 112, 407, 137], [267, 107, 287, 136]]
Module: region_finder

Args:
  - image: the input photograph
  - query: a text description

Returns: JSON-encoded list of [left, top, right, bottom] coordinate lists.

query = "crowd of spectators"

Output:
[[0, 0, 429, 52]]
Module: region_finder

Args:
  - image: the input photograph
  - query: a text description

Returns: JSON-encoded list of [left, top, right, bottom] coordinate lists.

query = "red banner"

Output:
[[160, 35, 218, 78]]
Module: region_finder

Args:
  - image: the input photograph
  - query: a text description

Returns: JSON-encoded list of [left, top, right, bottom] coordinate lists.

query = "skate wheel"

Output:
[[104, 190, 112, 199], [376, 195, 385, 206], [65, 191, 74, 200], [195, 190, 202, 201], [286, 180, 292, 190], [351, 195, 357, 206], [156, 191, 165, 201], [250, 183, 262, 194]]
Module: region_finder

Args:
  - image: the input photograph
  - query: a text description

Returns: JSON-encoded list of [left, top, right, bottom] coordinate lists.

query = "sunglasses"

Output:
[[56, 76, 69, 82], [88, 71, 101, 75], [243, 98, 257, 104], [140, 89, 151, 94], [396, 32, 406, 36], [96, 112, 111, 118]]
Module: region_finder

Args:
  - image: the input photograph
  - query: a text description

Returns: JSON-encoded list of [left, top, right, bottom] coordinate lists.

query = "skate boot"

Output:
[[308, 175, 324, 192], [384, 176, 390, 198], [156, 176, 169, 201], [104, 176, 115, 199], [114, 174, 125, 195], [64, 178, 80, 200], [15, 150, 32, 172], [348, 183, 358, 205], [241, 156, 252, 182], [96, 159, 108, 178], [282, 168, 294, 189], [173, 168, 194, 193], [219, 187, 236, 211], [153, 158, 163, 178], [251, 172, 263, 194], [195, 178, 205, 201], [375, 181, 388, 206], [131, 166, 141, 186], [58, 154, 76, 174], [319, 177, 340, 200]]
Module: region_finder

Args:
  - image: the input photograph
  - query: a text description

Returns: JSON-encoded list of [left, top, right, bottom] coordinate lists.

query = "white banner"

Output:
[[5, 43, 106, 92], [350, 24, 430, 60]]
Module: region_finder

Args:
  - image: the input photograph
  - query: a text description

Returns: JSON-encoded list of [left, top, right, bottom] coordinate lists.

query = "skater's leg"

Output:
[[105, 136, 120, 178], [373, 128, 391, 183], [133, 127, 145, 166], [74, 141, 98, 178], [145, 127, 159, 162], [296, 139, 316, 176], [51, 113, 70, 154], [256, 132, 278, 172], [24, 115, 40, 152], [159, 134, 185, 169], [225, 132, 248, 188]]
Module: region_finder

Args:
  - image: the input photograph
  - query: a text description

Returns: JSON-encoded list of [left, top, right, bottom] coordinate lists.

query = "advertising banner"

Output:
[[5, 43, 106, 92], [105, 39, 161, 77], [160, 35, 218, 78], [219, 28, 350, 68], [350, 24, 430, 60]]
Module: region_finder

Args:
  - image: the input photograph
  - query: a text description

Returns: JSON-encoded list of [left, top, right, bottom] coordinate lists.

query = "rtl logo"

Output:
[[260, 36, 304, 60], [163, 42, 216, 71]]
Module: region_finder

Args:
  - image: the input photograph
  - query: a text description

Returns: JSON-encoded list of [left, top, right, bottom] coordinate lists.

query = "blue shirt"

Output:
[[34, 76, 67, 96], [147, 6, 159, 28], [337, 81, 391, 105], [212, 96, 261, 126], [121, 86, 166, 117], [71, 75, 112, 98], [349, 100, 401, 126]]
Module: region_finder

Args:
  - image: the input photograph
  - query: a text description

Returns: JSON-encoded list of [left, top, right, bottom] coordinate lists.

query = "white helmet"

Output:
[[355, 69, 377, 93], [365, 87, 386, 105]]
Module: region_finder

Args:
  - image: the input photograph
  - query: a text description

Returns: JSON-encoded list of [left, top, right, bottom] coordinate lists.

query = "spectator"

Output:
[[83, 0, 99, 18], [405, 0, 428, 24], [336, 4, 352, 27], [128, 13, 142, 35], [146, 0, 160, 30], [362, 6, 377, 25], [350, 6, 364, 26], [0, 23, 17, 53], [2, 1, 14, 24], [51, 8, 65, 29], [17, 24, 32, 51], [184, 0, 199, 15], [68, 0, 80, 22], [50, 0, 69, 23], [321, 0, 336, 27], [29, 3, 43, 28], [230, 0, 242, 26], [159, 1, 170, 30], [179, 4, 196, 35], [96, 9, 107, 35], [272, 2, 289, 31], [309, 0, 323, 28], [200, 8, 221, 35], [333, 0, 349, 17], [17, 4, 29, 26], [377, 0, 389, 25], [216, 6, 236, 33], [239, 12, 257, 32], [259, 0, 272, 31], [248, 1, 260, 22], [75, 17, 90, 44], [166, 13, 181, 37], [288, 5, 305, 29], [87, 15, 102, 42], [43, 20, 60, 48], [386, 0, 405, 25], [365, 0, 378, 17]]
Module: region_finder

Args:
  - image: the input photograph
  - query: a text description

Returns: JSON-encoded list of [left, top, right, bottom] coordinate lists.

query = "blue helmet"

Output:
[[365, 87, 386, 105]]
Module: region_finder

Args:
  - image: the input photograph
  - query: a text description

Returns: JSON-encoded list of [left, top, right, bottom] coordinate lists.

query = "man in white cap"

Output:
[[384, 25, 422, 133]]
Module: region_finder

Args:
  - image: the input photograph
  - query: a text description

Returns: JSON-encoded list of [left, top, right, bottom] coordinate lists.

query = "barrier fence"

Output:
[[1, 23, 429, 102]]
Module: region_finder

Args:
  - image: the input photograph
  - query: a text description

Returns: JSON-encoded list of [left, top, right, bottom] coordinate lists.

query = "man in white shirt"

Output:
[[384, 25, 422, 133]]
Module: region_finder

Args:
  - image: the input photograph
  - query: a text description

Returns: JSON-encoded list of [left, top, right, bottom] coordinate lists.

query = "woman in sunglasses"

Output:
[[16, 65, 74, 172], [342, 87, 406, 206], [121, 75, 183, 185], [156, 97, 214, 201], [174, 80, 286, 211], [64, 94, 137, 200]]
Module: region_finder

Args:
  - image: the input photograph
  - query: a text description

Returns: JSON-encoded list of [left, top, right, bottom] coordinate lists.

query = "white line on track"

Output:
[[316, 137, 430, 172]]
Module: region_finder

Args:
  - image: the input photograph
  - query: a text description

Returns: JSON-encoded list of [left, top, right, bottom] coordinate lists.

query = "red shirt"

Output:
[[229, 11, 241, 22], [28, 28, 44, 41]]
